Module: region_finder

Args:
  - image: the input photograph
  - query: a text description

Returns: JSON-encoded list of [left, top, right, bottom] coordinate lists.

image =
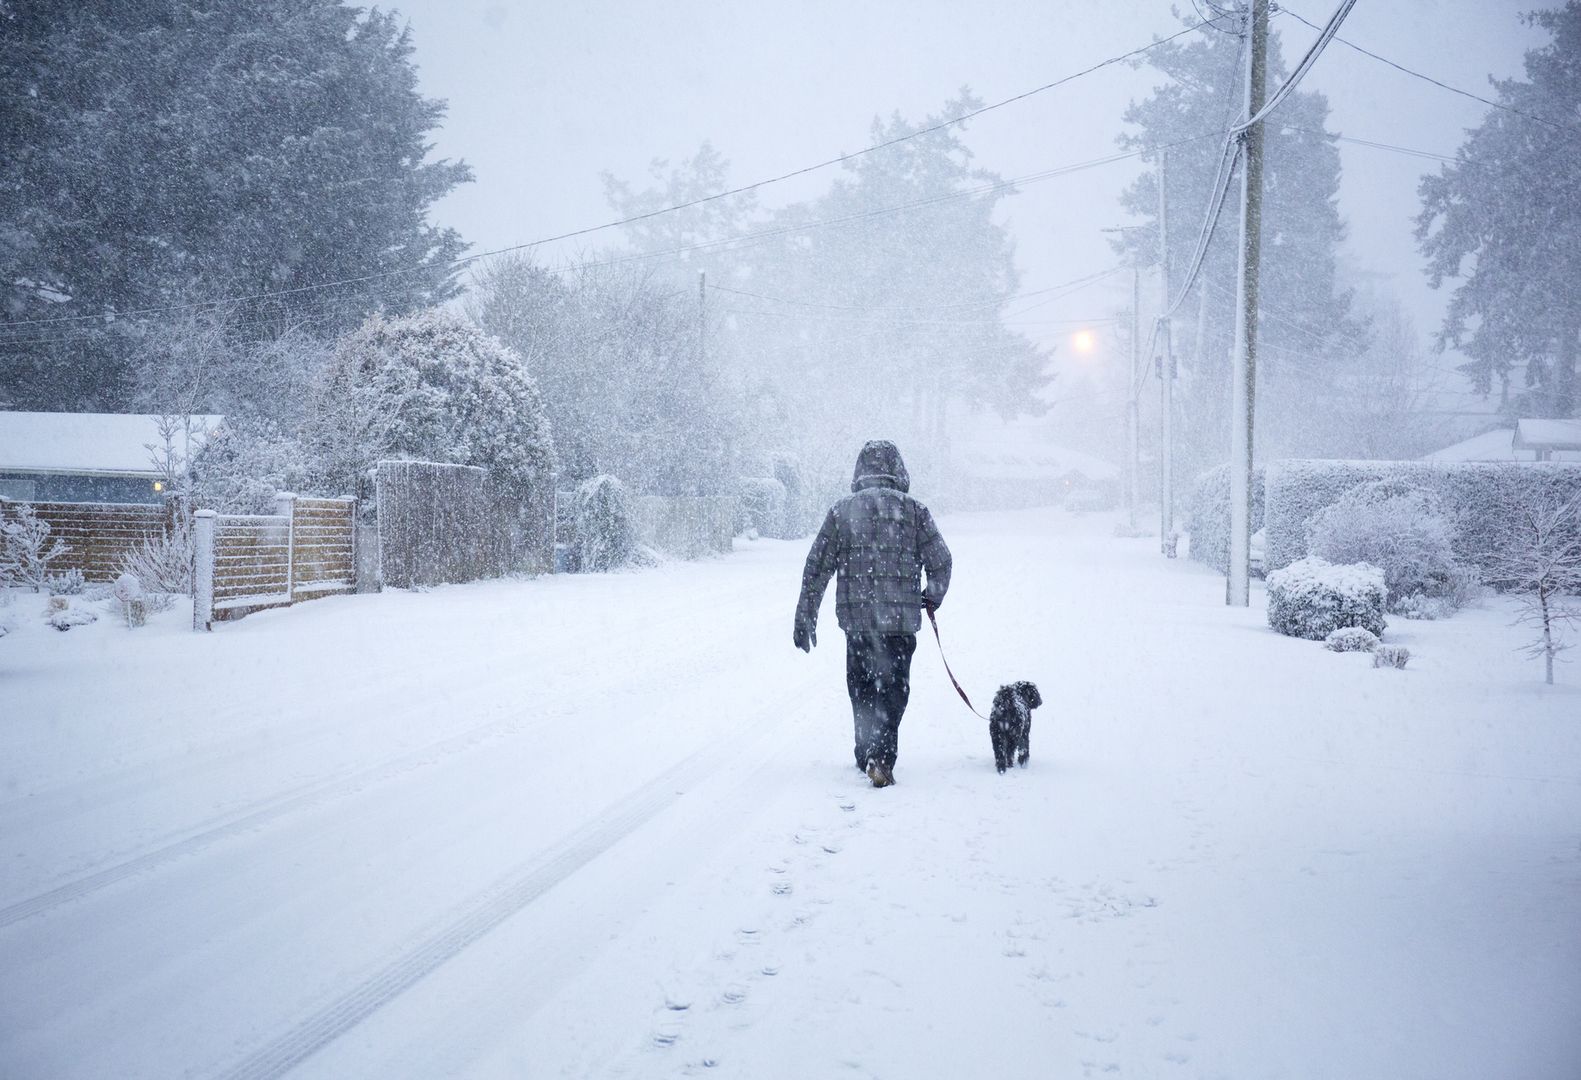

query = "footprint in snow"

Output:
[[719, 985, 748, 1006], [771, 880, 793, 896]]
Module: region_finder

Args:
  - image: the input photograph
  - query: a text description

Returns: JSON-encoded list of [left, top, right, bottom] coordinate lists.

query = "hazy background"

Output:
[[394, 0, 1540, 419]]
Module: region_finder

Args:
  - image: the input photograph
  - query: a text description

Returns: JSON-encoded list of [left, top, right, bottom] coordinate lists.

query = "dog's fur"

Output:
[[989, 681, 1042, 774]]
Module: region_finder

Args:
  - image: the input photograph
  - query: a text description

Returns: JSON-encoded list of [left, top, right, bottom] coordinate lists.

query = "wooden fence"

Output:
[[193, 493, 356, 629], [0, 499, 174, 580]]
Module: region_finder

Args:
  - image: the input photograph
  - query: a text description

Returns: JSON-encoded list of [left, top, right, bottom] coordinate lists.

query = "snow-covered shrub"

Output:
[[116, 514, 191, 611], [772, 454, 812, 539], [1265, 557, 1387, 640], [1306, 479, 1471, 613], [46, 568, 86, 596], [1324, 626, 1380, 653], [1185, 463, 1266, 574], [45, 595, 97, 632], [737, 476, 787, 538], [190, 418, 312, 515], [1372, 644, 1411, 670], [1263, 459, 1581, 580], [303, 309, 556, 503], [1, 502, 68, 592], [575, 475, 638, 572]]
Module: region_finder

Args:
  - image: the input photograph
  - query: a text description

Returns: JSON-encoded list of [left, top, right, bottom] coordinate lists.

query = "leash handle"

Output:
[[926, 606, 987, 720]]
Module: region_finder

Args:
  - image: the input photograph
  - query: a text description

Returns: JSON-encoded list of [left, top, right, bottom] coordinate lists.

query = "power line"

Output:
[[1279, 5, 1580, 134], [1231, 0, 1358, 135], [2, 20, 1228, 335], [7, 134, 1219, 351]]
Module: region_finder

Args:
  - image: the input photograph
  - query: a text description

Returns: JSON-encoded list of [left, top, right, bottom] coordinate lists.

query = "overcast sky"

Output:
[[393, 0, 1541, 418]]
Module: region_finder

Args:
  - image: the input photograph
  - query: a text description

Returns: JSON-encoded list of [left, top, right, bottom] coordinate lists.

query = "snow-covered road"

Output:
[[3, 508, 1579, 1079]]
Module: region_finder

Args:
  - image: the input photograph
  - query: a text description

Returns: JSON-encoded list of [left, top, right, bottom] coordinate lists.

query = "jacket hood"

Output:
[[851, 440, 910, 493]]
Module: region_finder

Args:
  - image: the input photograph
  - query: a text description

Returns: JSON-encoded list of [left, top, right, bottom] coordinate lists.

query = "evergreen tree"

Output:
[[1114, 16, 1365, 482], [0, 1, 471, 410], [1416, 3, 1581, 418]]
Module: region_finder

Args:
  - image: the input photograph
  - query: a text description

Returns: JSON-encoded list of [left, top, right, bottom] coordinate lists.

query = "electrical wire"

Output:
[[1279, 5, 1581, 134], [1, 20, 1229, 335], [1231, 0, 1360, 136]]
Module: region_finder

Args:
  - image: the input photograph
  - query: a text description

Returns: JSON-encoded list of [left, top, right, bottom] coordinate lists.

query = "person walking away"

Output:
[[793, 440, 951, 788]]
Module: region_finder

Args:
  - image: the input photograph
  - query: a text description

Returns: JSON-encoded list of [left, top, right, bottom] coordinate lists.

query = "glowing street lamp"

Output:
[[1071, 329, 1096, 355]]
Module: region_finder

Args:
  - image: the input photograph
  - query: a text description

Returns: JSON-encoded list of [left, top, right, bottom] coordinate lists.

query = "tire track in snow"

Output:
[[0, 707, 544, 929], [209, 744, 736, 1080], [0, 589, 743, 835]]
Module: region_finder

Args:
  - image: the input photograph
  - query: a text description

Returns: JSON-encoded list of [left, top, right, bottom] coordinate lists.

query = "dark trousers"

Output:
[[845, 632, 917, 772]]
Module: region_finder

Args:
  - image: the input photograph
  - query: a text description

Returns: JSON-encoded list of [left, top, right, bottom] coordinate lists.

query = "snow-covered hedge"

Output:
[[1185, 463, 1265, 574], [1263, 459, 1581, 580], [1265, 557, 1387, 640]]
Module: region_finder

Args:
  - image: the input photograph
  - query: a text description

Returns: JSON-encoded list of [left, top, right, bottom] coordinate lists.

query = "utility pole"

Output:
[[698, 271, 707, 363], [1128, 264, 1141, 529], [1227, 0, 1267, 606], [1156, 147, 1173, 553]]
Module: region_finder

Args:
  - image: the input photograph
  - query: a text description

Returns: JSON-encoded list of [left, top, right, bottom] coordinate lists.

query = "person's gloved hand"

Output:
[[793, 612, 817, 652]]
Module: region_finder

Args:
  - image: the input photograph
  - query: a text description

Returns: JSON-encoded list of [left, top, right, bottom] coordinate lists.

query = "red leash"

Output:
[[926, 606, 987, 720]]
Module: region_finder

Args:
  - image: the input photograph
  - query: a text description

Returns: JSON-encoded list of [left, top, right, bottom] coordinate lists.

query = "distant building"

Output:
[[0, 412, 221, 504], [1512, 418, 1581, 461], [1421, 421, 1581, 465]]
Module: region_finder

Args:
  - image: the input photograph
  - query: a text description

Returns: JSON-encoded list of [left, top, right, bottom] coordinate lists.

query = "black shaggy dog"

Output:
[[989, 681, 1042, 774]]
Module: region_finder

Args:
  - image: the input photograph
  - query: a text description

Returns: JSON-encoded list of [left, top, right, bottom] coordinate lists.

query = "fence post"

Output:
[[193, 510, 215, 631], [275, 491, 296, 601]]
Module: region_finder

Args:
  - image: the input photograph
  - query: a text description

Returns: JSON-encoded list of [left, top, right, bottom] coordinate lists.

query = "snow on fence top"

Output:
[[1262, 459, 1581, 576], [1513, 418, 1581, 455], [0, 412, 223, 476]]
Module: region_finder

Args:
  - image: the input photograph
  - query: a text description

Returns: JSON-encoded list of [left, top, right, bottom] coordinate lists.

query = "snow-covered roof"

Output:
[[1420, 427, 1523, 463], [1514, 418, 1581, 452], [951, 413, 1120, 481], [0, 411, 223, 477]]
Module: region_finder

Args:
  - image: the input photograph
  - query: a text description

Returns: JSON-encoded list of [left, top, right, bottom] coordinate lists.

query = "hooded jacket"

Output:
[[796, 440, 952, 634]]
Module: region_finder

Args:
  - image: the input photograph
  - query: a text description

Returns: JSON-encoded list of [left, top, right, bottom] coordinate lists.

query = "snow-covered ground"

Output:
[[2, 507, 1578, 1079]]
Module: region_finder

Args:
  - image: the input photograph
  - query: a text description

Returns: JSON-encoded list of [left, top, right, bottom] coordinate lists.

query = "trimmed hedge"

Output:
[[1264, 459, 1581, 578], [1185, 462, 1266, 574]]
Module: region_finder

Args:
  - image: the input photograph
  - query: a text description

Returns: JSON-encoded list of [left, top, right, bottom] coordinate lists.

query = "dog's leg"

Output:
[[1016, 714, 1030, 767], [991, 722, 1009, 774]]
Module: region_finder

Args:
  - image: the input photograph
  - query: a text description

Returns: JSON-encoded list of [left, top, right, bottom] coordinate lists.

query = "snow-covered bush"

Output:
[[1263, 459, 1581, 580], [304, 309, 556, 503], [46, 568, 86, 596], [190, 418, 312, 515], [1324, 626, 1380, 653], [1306, 479, 1472, 613], [1265, 557, 1387, 640], [737, 476, 787, 538], [575, 475, 638, 572], [116, 514, 191, 611], [45, 595, 97, 631], [1, 502, 68, 592], [1185, 463, 1266, 574], [1372, 644, 1411, 670], [772, 454, 812, 539]]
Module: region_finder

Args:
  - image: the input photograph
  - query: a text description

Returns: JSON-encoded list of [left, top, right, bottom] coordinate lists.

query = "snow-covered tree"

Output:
[[1113, 13, 1366, 481], [0, 1, 471, 410], [1485, 479, 1581, 684], [1, 503, 68, 593], [468, 257, 734, 495], [303, 309, 556, 500], [190, 418, 313, 515], [1416, 3, 1581, 417]]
